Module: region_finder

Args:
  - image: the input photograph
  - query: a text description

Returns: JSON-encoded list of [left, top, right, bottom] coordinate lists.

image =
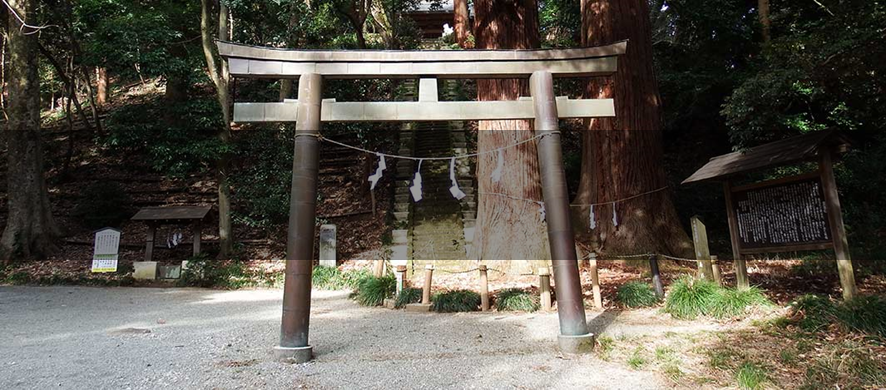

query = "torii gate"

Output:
[[218, 41, 627, 362]]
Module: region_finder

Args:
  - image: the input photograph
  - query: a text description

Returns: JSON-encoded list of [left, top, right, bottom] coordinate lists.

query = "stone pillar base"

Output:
[[405, 303, 433, 312], [558, 333, 595, 355], [273, 345, 313, 363]]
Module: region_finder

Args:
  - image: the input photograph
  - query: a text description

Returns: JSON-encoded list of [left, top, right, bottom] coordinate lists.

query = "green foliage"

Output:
[[395, 287, 423, 309], [432, 289, 481, 313], [178, 258, 280, 289], [801, 342, 886, 390], [312, 266, 372, 290], [664, 277, 770, 319], [230, 125, 293, 229], [353, 275, 396, 307], [495, 288, 540, 312], [105, 98, 226, 177], [617, 281, 661, 308], [736, 362, 769, 390], [791, 294, 886, 338], [71, 182, 133, 229], [627, 347, 647, 369]]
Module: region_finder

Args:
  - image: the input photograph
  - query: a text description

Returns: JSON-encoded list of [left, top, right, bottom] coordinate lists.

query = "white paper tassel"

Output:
[[589, 204, 597, 230], [449, 158, 466, 200], [410, 160, 424, 202], [612, 202, 619, 227], [491, 150, 504, 183], [368, 154, 386, 190], [538, 202, 546, 223]]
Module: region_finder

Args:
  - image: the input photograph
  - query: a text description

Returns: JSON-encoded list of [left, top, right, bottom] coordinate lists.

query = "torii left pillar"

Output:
[[275, 73, 323, 363], [530, 71, 595, 354]]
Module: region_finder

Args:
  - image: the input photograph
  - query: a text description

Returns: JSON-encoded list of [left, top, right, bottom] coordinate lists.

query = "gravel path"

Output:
[[0, 286, 676, 390]]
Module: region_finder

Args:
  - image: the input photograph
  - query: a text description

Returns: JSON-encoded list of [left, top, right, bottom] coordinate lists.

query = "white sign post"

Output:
[[92, 228, 121, 273]]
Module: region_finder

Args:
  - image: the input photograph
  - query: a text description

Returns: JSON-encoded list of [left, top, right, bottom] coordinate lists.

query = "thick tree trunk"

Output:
[[758, 0, 771, 43], [1, 0, 60, 262], [472, 0, 549, 261], [454, 0, 472, 48], [573, 0, 691, 257], [201, 0, 234, 258], [96, 67, 108, 105]]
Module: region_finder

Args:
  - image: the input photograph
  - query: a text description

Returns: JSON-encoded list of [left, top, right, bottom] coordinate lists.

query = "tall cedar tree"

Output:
[[1, 0, 60, 261], [454, 0, 471, 48], [573, 0, 691, 256], [200, 0, 234, 258], [472, 0, 550, 267]]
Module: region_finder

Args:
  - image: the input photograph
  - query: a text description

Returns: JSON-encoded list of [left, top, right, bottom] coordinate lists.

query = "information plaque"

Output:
[[730, 174, 833, 253], [92, 228, 121, 273]]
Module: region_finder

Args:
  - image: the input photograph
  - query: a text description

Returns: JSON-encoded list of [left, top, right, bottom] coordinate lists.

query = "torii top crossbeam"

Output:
[[218, 41, 627, 123]]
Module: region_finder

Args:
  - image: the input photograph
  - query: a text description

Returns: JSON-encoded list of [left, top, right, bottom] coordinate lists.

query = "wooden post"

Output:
[[539, 267, 553, 311], [711, 255, 722, 286], [691, 216, 715, 281], [192, 222, 202, 257], [479, 265, 490, 311], [144, 223, 156, 261], [588, 252, 603, 309], [820, 148, 857, 301], [422, 265, 434, 305], [649, 254, 665, 298], [373, 259, 385, 277], [724, 182, 750, 290]]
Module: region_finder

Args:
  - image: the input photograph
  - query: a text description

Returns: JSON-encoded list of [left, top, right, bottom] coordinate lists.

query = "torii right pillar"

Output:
[[530, 71, 595, 354]]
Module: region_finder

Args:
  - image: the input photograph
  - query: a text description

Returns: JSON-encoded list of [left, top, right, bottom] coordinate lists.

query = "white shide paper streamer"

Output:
[[367, 154, 386, 190], [449, 158, 466, 200], [491, 150, 504, 183], [410, 160, 424, 202], [612, 202, 618, 227], [589, 204, 596, 230]]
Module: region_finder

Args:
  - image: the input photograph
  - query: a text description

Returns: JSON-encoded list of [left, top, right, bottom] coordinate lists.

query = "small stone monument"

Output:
[[319, 225, 337, 268], [91, 228, 121, 273]]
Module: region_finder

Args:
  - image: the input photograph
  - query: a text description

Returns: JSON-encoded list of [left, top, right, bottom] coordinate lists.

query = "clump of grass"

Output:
[[791, 294, 886, 338], [596, 336, 615, 361], [664, 276, 770, 319], [736, 362, 769, 390], [352, 275, 396, 307], [495, 288, 540, 312], [433, 289, 481, 312], [395, 287, 423, 309], [617, 281, 660, 308], [627, 347, 647, 369], [313, 267, 372, 290]]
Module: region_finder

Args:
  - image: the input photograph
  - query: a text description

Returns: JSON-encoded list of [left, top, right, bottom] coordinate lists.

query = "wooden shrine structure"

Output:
[[683, 130, 857, 300], [218, 40, 627, 362]]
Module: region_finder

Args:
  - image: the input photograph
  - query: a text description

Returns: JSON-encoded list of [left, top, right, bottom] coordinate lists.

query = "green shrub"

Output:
[[792, 294, 886, 338], [617, 281, 660, 308], [352, 275, 396, 307], [312, 267, 372, 290], [495, 288, 540, 312], [433, 289, 481, 312], [71, 182, 134, 229], [664, 277, 721, 319], [395, 287, 423, 309], [664, 276, 770, 319], [736, 362, 769, 390]]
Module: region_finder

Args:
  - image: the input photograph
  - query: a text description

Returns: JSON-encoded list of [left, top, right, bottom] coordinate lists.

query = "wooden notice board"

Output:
[[728, 173, 834, 255]]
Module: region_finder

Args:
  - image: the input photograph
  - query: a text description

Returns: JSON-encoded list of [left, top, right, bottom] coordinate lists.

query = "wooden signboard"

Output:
[[728, 173, 833, 255]]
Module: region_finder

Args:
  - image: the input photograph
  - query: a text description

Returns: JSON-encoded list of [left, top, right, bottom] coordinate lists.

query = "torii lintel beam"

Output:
[[233, 97, 615, 123]]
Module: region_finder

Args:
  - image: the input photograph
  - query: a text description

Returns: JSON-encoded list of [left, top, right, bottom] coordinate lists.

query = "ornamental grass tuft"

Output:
[[433, 289, 481, 312], [495, 288, 541, 312]]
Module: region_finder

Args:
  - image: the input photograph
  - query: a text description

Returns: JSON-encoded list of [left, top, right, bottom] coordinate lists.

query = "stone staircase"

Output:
[[389, 79, 478, 269]]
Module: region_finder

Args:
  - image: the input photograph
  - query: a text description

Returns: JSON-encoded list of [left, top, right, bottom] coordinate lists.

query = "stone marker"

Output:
[[133, 261, 158, 280], [91, 228, 121, 273], [319, 225, 337, 268], [691, 216, 715, 281]]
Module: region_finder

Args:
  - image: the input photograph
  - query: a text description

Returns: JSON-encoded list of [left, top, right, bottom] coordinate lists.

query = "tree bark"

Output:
[[454, 0, 472, 48], [758, 0, 771, 43], [573, 0, 691, 257], [201, 0, 234, 258], [36, 43, 93, 132], [1, 0, 60, 262], [472, 0, 549, 262], [95, 67, 108, 105]]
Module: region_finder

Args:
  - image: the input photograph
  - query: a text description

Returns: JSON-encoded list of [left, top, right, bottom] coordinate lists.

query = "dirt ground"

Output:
[[0, 286, 721, 390]]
